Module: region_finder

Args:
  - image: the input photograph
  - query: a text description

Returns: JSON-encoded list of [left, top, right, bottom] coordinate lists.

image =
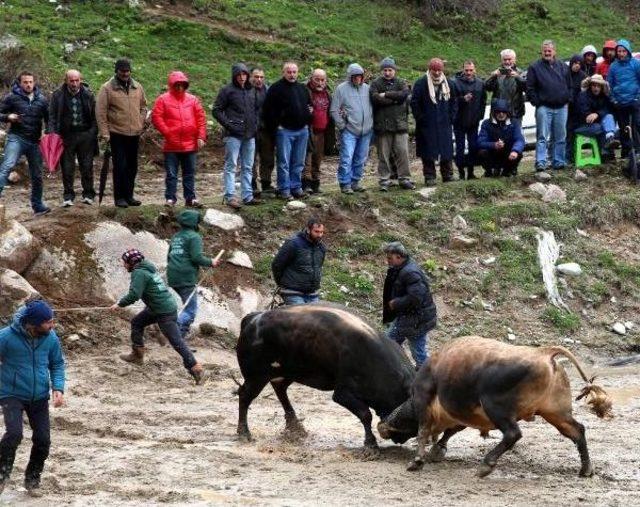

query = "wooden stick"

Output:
[[179, 249, 225, 311]]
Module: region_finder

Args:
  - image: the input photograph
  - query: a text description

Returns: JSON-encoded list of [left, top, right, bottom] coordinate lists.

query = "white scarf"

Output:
[[426, 71, 450, 104]]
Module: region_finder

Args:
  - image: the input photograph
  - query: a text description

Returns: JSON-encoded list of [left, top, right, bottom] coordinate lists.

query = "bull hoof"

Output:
[[407, 458, 424, 472], [285, 419, 308, 437], [579, 464, 595, 478], [359, 444, 381, 460], [237, 429, 253, 443], [426, 443, 447, 463], [477, 463, 495, 478]]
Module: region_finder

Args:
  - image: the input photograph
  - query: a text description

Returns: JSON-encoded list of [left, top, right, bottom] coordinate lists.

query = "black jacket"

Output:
[[526, 58, 571, 108], [452, 74, 487, 129], [369, 76, 410, 133], [484, 68, 527, 119], [383, 258, 437, 328], [0, 81, 49, 143], [272, 230, 326, 294], [49, 83, 98, 137], [212, 63, 258, 139], [262, 78, 312, 134], [578, 89, 614, 124]]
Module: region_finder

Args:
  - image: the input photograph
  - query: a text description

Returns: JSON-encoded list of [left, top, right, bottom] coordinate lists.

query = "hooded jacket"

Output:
[[49, 82, 97, 138], [569, 55, 588, 117], [0, 306, 65, 401], [271, 230, 326, 294], [477, 99, 525, 154], [167, 210, 213, 288], [212, 63, 258, 139], [607, 39, 640, 106], [96, 75, 147, 137], [581, 45, 598, 76], [578, 85, 613, 124], [330, 64, 374, 136], [118, 259, 178, 315], [526, 57, 571, 108], [596, 40, 618, 79], [369, 74, 410, 133], [0, 81, 49, 143], [152, 71, 207, 152]]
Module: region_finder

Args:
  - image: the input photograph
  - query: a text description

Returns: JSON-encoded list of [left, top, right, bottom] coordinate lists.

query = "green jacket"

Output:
[[167, 210, 212, 288], [118, 260, 177, 315], [369, 75, 410, 133]]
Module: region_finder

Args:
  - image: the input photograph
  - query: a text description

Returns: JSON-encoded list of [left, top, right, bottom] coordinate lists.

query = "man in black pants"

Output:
[[49, 69, 98, 207], [0, 299, 65, 497]]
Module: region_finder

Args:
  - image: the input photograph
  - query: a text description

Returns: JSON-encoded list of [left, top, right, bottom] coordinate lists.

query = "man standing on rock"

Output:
[[0, 71, 51, 215], [96, 59, 148, 208], [250, 66, 275, 196], [0, 299, 65, 497], [272, 216, 326, 305], [167, 210, 220, 340], [111, 248, 206, 384], [49, 69, 98, 207]]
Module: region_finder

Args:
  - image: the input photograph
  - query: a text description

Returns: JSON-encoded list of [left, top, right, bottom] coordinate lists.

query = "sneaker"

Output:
[[399, 180, 416, 190], [224, 197, 242, 210], [81, 197, 94, 205], [379, 183, 389, 192], [351, 182, 366, 192], [115, 199, 129, 208], [126, 198, 142, 206], [388, 179, 399, 187], [34, 206, 51, 216], [62, 199, 74, 208], [340, 184, 354, 194], [291, 189, 306, 199], [165, 199, 176, 207], [534, 163, 547, 172], [276, 191, 293, 201], [605, 136, 621, 151], [186, 199, 203, 208]]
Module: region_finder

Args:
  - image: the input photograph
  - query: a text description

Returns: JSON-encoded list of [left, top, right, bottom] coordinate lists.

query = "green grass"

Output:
[[543, 306, 581, 333]]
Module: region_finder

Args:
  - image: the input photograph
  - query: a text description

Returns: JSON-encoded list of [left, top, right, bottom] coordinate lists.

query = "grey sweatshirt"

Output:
[[330, 63, 373, 136]]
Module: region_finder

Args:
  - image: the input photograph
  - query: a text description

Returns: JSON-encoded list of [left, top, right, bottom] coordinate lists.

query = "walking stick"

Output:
[[55, 306, 113, 312], [179, 249, 225, 311]]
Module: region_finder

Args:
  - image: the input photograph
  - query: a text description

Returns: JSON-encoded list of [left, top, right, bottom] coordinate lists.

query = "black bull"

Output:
[[236, 305, 415, 452]]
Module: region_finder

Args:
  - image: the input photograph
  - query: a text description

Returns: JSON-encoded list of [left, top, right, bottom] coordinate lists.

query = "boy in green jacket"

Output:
[[167, 210, 219, 339], [110, 248, 205, 384]]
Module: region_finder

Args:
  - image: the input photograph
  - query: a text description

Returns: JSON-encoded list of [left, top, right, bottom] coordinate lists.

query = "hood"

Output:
[[617, 39, 632, 58], [582, 45, 597, 57], [232, 63, 250, 88], [570, 54, 583, 67], [603, 39, 617, 51], [134, 259, 157, 274], [10, 305, 28, 335], [168, 71, 189, 90], [346, 63, 365, 80], [11, 80, 42, 99], [581, 75, 610, 94], [177, 209, 201, 230]]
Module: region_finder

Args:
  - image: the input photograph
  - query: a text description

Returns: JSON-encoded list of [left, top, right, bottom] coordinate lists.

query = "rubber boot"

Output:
[[190, 363, 207, 385], [311, 179, 321, 194], [301, 178, 313, 194], [119, 346, 145, 365]]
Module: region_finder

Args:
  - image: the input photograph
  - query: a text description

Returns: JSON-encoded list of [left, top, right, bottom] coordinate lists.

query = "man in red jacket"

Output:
[[152, 71, 207, 207]]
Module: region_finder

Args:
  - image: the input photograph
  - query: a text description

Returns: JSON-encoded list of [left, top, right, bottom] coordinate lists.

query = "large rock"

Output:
[[417, 187, 437, 201], [203, 209, 245, 231], [452, 215, 468, 230], [556, 262, 582, 276], [0, 268, 39, 315], [228, 250, 253, 269], [0, 219, 40, 274], [286, 200, 307, 211], [450, 235, 478, 249], [534, 171, 552, 182], [542, 184, 567, 203], [529, 182, 547, 197]]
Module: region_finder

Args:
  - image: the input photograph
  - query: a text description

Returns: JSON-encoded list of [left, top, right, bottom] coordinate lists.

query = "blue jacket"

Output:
[[0, 306, 65, 401], [607, 39, 640, 106], [0, 81, 49, 143], [478, 117, 525, 154]]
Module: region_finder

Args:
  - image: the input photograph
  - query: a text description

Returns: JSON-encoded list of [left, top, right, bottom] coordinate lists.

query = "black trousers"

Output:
[[110, 133, 139, 202], [131, 308, 196, 370], [61, 130, 96, 201], [421, 158, 453, 181], [0, 397, 50, 482], [477, 149, 522, 177]]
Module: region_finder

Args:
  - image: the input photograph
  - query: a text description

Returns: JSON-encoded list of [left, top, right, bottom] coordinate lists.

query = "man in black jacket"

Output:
[[49, 69, 98, 207], [0, 71, 50, 215], [383, 242, 437, 368], [271, 217, 325, 305], [484, 49, 527, 125], [261, 61, 313, 200], [526, 40, 572, 171], [250, 66, 275, 196]]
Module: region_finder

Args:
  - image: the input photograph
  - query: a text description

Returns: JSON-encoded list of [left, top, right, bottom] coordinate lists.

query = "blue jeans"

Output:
[[0, 133, 46, 211], [223, 136, 255, 202], [283, 293, 319, 305], [174, 285, 198, 338], [337, 129, 372, 186], [575, 114, 617, 152], [387, 318, 430, 367], [164, 152, 196, 202], [454, 125, 479, 170], [535, 105, 568, 168], [276, 127, 309, 195]]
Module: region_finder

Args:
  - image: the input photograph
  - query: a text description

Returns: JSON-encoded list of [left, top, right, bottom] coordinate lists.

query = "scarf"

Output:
[[426, 72, 450, 104]]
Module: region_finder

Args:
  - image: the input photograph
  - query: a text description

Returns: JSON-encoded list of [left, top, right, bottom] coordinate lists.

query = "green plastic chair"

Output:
[[575, 134, 601, 167]]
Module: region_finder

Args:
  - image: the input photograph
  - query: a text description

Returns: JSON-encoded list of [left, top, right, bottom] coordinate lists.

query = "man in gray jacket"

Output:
[[330, 63, 373, 194]]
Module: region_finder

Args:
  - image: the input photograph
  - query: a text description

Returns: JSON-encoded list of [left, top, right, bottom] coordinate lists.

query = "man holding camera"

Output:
[[485, 49, 527, 127]]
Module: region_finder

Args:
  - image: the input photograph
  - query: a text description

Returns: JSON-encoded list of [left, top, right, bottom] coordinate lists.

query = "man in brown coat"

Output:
[[96, 59, 147, 208]]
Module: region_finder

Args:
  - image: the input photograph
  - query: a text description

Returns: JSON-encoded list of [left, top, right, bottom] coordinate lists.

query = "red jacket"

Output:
[[152, 71, 206, 152]]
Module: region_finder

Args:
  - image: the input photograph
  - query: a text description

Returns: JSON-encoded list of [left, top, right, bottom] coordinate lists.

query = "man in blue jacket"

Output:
[[0, 300, 65, 497], [0, 71, 51, 215], [477, 99, 525, 177]]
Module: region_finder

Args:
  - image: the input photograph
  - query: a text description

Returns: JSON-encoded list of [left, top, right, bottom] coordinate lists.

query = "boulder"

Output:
[[203, 209, 245, 231], [417, 187, 437, 201], [529, 182, 547, 197], [574, 169, 588, 181], [452, 215, 468, 230], [556, 262, 582, 276], [0, 268, 39, 315], [612, 322, 627, 336], [286, 200, 307, 211], [0, 219, 40, 274], [542, 184, 566, 203], [450, 235, 478, 249], [228, 250, 253, 269], [534, 171, 552, 182]]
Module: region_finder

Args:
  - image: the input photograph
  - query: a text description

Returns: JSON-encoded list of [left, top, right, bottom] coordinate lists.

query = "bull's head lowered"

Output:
[[377, 398, 419, 444]]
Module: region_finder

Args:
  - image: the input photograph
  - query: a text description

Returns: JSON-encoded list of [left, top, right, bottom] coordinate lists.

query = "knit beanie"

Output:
[[22, 300, 54, 326], [115, 58, 131, 72], [380, 57, 396, 70]]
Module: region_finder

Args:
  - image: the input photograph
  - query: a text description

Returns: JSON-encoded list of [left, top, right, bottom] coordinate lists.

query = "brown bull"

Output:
[[378, 336, 612, 477]]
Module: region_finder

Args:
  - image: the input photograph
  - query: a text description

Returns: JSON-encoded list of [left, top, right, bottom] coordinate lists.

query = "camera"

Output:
[[499, 67, 511, 75]]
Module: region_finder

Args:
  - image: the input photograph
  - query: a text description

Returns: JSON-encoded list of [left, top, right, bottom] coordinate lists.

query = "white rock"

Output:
[[371, 208, 380, 219], [286, 200, 307, 211], [228, 250, 253, 269], [574, 169, 587, 181], [507, 333, 516, 341], [64, 334, 81, 344], [542, 184, 567, 203], [452, 215, 468, 230], [128, 0, 141, 7], [556, 262, 582, 276], [0, 34, 22, 50], [416, 187, 437, 201], [576, 228, 589, 237], [529, 182, 547, 196], [610, 296, 617, 303], [7, 171, 20, 183], [612, 322, 627, 335], [481, 256, 496, 266], [203, 209, 245, 231], [450, 235, 478, 249], [624, 321, 634, 330], [339, 285, 350, 294], [0, 219, 40, 274], [534, 171, 552, 182], [563, 338, 575, 344], [0, 268, 39, 314], [63, 42, 74, 54]]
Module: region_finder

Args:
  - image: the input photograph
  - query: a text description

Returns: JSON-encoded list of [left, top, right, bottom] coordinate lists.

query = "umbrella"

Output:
[[98, 141, 111, 205], [39, 133, 64, 173]]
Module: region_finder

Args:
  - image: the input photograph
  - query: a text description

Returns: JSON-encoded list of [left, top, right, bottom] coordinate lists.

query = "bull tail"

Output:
[[543, 346, 614, 420]]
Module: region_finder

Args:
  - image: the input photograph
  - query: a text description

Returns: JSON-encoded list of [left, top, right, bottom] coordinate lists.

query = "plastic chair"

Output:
[[575, 134, 601, 167]]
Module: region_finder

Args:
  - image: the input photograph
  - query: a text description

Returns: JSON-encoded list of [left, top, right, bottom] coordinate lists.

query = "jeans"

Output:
[[0, 397, 50, 482], [276, 127, 309, 195], [110, 133, 139, 202], [223, 136, 255, 202], [453, 125, 479, 172], [387, 317, 430, 367], [131, 308, 197, 370], [613, 102, 640, 156], [283, 293, 319, 305], [337, 129, 372, 186], [174, 285, 198, 338], [574, 114, 617, 153], [535, 105, 568, 168], [61, 130, 96, 201], [0, 133, 46, 211], [164, 152, 196, 202]]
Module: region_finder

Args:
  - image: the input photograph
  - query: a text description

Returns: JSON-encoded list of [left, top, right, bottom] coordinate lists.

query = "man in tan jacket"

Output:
[[96, 59, 147, 207]]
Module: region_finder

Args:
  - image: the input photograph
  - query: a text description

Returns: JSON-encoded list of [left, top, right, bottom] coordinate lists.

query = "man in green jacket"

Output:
[[110, 248, 205, 384], [167, 210, 219, 339]]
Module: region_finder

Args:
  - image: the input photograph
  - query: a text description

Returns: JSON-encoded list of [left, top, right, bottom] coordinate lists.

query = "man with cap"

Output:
[[576, 74, 620, 159], [96, 58, 148, 208], [110, 249, 206, 384], [477, 99, 525, 177], [370, 57, 414, 191], [410, 58, 456, 186], [330, 63, 374, 193], [596, 40, 618, 79], [0, 299, 65, 497]]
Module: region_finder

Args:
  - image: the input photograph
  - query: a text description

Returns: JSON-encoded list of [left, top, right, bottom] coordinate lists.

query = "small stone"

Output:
[[286, 200, 307, 211], [612, 322, 627, 336], [529, 182, 547, 196], [228, 250, 253, 269], [563, 338, 575, 344], [63, 42, 74, 54], [7, 170, 20, 183], [542, 184, 566, 203], [339, 285, 350, 294], [416, 187, 437, 201], [610, 296, 617, 303], [576, 228, 588, 237], [450, 235, 478, 249], [0, 34, 23, 50], [624, 321, 634, 330], [574, 169, 587, 181], [203, 209, 245, 231], [452, 215, 468, 230], [371, 208, 380, 218], [534, 171, 552, 182], [507, 333, 516, 341], [481, 256, 496, 266], [507, 327, 514, 334], [556, 262, 582, 276]]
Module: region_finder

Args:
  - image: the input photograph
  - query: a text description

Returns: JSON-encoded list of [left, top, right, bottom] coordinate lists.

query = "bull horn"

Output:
[[377, 421, 396, 439]]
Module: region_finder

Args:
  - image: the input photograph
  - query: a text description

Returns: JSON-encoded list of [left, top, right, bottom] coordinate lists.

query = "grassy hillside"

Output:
[[1, 0, 639, 105]]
